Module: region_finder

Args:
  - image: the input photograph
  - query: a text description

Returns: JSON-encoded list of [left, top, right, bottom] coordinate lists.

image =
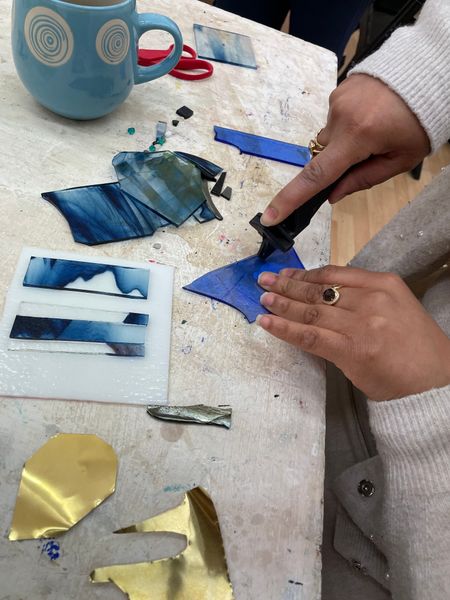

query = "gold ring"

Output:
[[308, 130, 326, 157], [322, 285, 343, 305]]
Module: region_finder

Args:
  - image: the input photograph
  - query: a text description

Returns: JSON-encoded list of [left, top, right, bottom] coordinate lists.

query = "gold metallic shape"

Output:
[[91, 487, 234, 599], [308, 135, 326, 157], [9, 433, 117, 541], [147, 404, 232, 429]]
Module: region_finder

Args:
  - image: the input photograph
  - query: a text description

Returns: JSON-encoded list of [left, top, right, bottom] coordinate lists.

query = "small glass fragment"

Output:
[[155, 120, 167, 141], [211, 171, 226, 196], [127, 127, 136, 135], [147, 404, 232, 429], [176, 105, 194, 119], [149, 144, 156, 152], [90, 487, 234, 599], [9, 434, 117, 540], [221, 186, 232, 201]]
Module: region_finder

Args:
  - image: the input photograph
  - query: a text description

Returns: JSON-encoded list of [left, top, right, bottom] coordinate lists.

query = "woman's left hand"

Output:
[[257, 265, 450, 401]]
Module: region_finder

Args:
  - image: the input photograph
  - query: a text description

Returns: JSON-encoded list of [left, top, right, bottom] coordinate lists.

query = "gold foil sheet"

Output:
[[146, 404, 232, 429], [91, 487, 234, 599], [9, 433, 117, 541]]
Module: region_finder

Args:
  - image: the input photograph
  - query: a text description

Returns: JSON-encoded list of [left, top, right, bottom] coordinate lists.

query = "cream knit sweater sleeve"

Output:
[[350, 0, 450, 152], [368, 385, 450, 599]]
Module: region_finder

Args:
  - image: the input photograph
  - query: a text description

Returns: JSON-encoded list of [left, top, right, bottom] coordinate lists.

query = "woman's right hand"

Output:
[[260, 74, 431, 226]]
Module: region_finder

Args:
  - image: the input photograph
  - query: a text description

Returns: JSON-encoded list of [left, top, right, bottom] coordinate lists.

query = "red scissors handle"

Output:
[[138, 44, 213, 81]]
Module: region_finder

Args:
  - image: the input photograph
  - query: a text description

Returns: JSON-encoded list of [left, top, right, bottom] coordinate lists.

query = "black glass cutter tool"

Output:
[[250, 173, 347, 260]]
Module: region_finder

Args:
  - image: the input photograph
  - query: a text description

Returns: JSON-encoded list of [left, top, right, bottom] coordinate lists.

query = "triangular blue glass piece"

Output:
[[184, 249, 304, 323]]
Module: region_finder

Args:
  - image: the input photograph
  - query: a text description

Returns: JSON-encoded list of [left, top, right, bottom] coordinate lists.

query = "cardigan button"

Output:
[[358, 479, 375, 497]]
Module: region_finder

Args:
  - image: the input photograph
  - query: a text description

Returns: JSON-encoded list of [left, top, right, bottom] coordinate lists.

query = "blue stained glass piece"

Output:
[[42, 182, 169, 246], [112, 151, 207, 226], [214, 126, 311, 168], [183, 248, 304, 323], [24, 257, 149, 299], [193, 202, 216, 223], [194, 24, 257, 69], [123, 313, 149, 326], [174, 151, 223, 180], [10, 316, 146, 345]]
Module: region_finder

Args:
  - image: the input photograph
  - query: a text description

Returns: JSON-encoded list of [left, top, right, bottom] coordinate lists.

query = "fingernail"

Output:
[[280, 268, 295, 277], [260, 292, 273, 307], [260, 206, 278, 225], [256, 314, 271, 327], [258, 272, 277, 287]]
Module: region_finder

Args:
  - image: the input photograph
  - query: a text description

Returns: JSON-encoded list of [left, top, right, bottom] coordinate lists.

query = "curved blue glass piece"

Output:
[[183, 248, 304, 323]]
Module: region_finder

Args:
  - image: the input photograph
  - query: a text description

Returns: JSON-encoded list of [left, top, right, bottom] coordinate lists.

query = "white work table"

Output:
[[0, 1, 336, 598]]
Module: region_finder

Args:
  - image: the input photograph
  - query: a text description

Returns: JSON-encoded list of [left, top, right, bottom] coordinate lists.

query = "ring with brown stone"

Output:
[[322, 285, 343, 305]]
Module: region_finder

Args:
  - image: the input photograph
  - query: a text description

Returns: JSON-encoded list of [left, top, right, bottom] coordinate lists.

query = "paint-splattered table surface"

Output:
[[0, 1, 336, 598]]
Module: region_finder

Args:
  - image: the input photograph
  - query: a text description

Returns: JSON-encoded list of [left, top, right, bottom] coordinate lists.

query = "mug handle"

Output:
[[134, 13, 183, 85]]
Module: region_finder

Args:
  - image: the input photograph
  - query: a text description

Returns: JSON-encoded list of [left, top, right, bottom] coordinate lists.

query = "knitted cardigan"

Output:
[[347, 1, 450, 597]]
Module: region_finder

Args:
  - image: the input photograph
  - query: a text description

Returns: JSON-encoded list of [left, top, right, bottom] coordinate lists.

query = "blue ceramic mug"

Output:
[[12, 0, 183, 119]]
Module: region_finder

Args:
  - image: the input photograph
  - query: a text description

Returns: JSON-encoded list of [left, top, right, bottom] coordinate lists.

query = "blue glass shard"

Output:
[[123, 313, 149, 326], [214, 126, 311, 167], [42, 182, 169, 246], [10, 316, 146, 345], [24, 257, 149, 299], [113, 151, 206, 226], [193, 203, 216, 223], [194, 24, 257, 69], [174, 151, 223, 180], [183, 248, 304, 323]]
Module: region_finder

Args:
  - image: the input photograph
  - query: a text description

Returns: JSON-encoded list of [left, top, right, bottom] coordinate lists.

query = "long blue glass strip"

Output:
[[10, 316, 146, 345], [42, 182, 169, 246], [23, 257, 149, 299], [214, 126, 311, 167], [184, 248, 304, 323], [113, 151, 207, 226]]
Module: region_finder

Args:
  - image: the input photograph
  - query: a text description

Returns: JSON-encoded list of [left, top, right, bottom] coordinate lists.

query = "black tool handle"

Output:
[[250, 171, 348, 257]]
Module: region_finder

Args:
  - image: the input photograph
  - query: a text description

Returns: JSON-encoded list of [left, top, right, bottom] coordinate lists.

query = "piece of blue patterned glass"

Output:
[[113, 151, 207, 226], [193, 202, 216, 223], [174, 151, 223, 180], [194, 24, 257, 69], [183, 248, 304, 323], [42, 183, 169, 246], [10, 316, 146, 345], [23, 257, 149, 299], [9, 315, 146, 356]]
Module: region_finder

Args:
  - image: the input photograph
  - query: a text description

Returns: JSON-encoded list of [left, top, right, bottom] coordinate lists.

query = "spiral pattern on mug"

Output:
[[24, 7, 73, 67], [96, 19, 130, 65]]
